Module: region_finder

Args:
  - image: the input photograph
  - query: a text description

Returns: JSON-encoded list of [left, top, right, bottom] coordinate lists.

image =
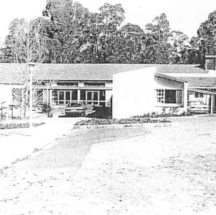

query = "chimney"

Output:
[[205, 55, 216, 70]]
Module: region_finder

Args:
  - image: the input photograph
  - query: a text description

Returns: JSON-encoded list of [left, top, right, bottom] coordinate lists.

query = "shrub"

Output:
[[74, 116, 170, 126], [0, 122, 45, 130]]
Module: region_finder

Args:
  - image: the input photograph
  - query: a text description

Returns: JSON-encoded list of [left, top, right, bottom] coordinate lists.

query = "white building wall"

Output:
[[0, 84, 13, 105], [105, 90, 112, 107], [113, 67, 156, 119]]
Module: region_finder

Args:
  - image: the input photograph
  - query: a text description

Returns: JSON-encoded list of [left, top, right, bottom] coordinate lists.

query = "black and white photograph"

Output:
[[1, 0, 216, 214]]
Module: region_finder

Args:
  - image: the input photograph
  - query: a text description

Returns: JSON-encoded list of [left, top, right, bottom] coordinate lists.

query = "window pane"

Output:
[[165, 90, 176, 103], [66, 92, 70, 100], [59, 92, 64, 100], [72, 90, 78, 100], [87, 92, 92, 100], [176, 90, 182, 104], [93, 92, 98, 100], [80, 90, 85, 100]]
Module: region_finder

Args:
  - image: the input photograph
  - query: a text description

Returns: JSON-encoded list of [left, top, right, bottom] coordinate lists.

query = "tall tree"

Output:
[[145, 13, 172, 63], [197, 11, 216, 55], [169, 31, 191, 63]]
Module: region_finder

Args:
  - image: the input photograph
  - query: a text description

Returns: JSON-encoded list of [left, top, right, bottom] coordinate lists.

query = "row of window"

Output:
[[13, 88, 203, 107], [52, 90, 106, 106]]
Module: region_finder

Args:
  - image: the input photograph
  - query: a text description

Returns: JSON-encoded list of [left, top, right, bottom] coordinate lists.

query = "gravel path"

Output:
[[1, 117, 216, 214]]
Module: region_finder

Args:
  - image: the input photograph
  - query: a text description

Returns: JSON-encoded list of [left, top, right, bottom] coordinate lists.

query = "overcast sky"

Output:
[[0, 0, 215, 43]]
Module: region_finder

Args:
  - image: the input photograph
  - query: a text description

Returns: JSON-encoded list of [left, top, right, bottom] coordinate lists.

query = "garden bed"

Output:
[[0, 122, 45, 130], [74, 117, 171, 129]]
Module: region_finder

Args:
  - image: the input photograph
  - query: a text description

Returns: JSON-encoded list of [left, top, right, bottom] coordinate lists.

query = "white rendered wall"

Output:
[[0, 85, 12, 105], [113, 67, 156, 119], [105, 90, 112, 107]]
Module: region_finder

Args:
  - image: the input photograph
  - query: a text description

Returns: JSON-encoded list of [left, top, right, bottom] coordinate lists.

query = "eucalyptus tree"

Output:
[[169, 31, 191, 63], [3, 17, 53, 118], [197, 11, 216, 55], [145, 13, 172, 63]]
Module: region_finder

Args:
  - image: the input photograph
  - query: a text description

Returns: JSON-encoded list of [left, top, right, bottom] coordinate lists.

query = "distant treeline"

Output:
[[0, 0, 215, 65]]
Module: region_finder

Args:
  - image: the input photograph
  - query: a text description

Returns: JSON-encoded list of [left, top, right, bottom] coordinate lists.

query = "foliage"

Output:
[[1, 1, 214, 65], [74, 116, 170, 127], [197, 11, 216, 55], [144, 13, 172, 63]]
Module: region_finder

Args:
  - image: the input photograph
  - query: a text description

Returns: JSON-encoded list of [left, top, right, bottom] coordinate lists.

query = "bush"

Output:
[[74, 116, 170, 126], [0, 122, 45, 130]]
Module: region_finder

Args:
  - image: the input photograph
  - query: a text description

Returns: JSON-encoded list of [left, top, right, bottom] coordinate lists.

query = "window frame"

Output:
[[155, 89, 183, 105]]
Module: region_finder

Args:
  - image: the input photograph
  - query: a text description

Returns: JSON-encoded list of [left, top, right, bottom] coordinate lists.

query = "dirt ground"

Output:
[[1, 116, 216, 215]]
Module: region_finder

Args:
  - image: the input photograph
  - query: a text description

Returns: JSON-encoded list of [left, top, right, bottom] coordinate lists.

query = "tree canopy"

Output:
[[0, 0, 214, 65]]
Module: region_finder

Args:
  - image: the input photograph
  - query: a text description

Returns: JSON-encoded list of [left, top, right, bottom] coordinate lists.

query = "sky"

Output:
[[0, 0, 216, 44]]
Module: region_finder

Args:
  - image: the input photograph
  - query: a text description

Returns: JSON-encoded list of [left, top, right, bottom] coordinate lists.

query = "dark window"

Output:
[[72, 90, 77, 100], [57, 82, 78, 86], [84, 82, 105, 87], [59, 92, 64, 100], [93, 92, 98, 100], [66, 92, 70, 100], [80, 90, 86, 100], [87, 92, 92, 100], [165, 90, 176, 103], [195, 92, 203, 98]]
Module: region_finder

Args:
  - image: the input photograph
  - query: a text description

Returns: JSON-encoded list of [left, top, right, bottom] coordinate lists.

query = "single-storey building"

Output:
[[0, 59, 216, 118]]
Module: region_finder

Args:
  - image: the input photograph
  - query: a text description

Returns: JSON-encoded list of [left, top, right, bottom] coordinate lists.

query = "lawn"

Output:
[[1, 116, 216, 215], [14, 127, 148, 169]]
